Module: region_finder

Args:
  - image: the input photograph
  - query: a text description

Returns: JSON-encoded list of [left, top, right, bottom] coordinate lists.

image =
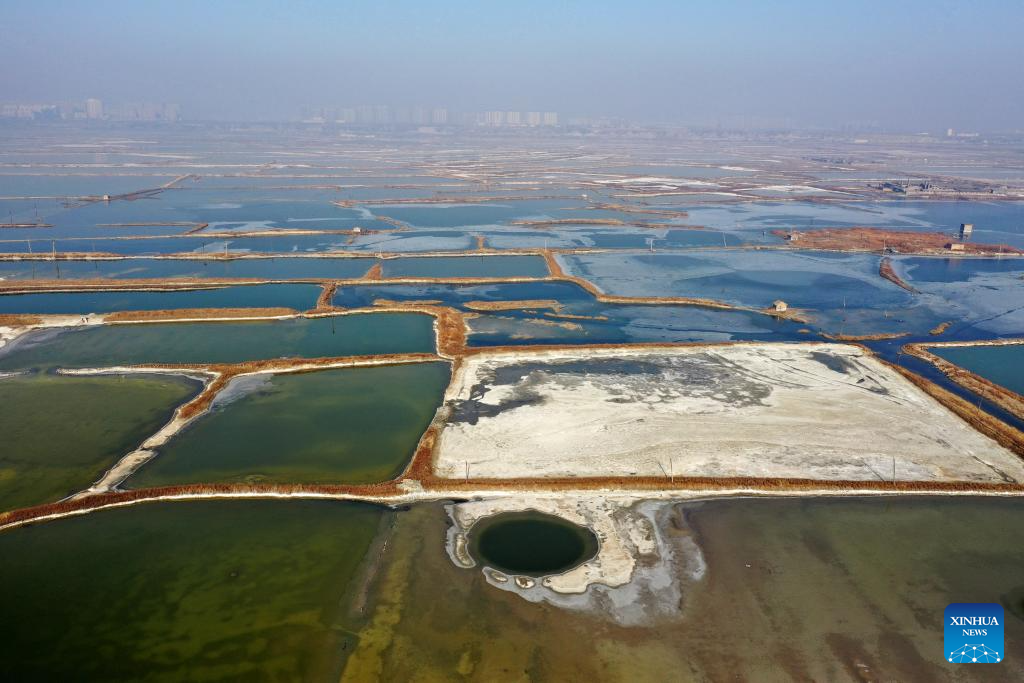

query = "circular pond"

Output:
[[467, 511, 599, 577]]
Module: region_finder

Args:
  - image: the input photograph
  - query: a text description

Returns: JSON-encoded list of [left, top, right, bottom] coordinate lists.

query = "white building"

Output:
[[85, 98, 103, 120]]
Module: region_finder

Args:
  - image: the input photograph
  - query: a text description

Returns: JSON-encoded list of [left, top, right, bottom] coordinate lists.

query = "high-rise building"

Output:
[[431, 108, 448, 124], [526, 111, 542, 126], [543, 112, 558, 126], [358, 105, 378, 124], [484, 111, 505, 126], [506, 111, 522, 125], [85, 98, 103, 119]]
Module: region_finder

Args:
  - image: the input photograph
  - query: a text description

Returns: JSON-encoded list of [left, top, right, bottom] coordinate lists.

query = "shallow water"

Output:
[[332, 280, 807, 345], [0, 499, 385, 681], [380, 254, 549, 278], [0, 256, 377, 281], [0, 313, 436, 371], [0, 282, 320, 314], [344, 496, 1024, 682], [0, 372, 199, 510], [127, 362, 450, 487]]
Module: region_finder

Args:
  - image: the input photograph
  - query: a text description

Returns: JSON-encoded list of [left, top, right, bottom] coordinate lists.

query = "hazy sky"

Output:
[[2, 0, 1022, 129]]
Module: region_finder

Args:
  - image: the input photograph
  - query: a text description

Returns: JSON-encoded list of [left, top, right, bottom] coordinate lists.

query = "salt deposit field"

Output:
[[435, 344, 1023, 482], [2, 124, 1023, 680]]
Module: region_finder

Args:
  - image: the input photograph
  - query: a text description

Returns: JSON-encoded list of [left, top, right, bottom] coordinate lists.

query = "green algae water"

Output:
[[341, 497, 1024, 681], [0, 499, 384, 681], [0, 312, 435, 371], [932, 343, 1024, 396], [0, 372, 199, 511], [127, 362, 450, 487], [468, 511, 598, 576]]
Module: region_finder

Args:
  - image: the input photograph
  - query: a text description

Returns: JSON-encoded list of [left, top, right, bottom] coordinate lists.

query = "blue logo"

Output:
[[945, 603, 1003, 663]]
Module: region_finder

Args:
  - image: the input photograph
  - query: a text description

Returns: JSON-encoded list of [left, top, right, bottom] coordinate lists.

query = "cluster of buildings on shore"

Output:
[[300, 105, 558, 127], [0, 98, 180, 122]]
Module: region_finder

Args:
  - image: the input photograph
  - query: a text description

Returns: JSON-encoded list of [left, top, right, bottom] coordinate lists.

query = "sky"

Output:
[[2, 0, 1023, 130]]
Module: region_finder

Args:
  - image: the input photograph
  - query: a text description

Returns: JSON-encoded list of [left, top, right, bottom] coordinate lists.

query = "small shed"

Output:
[[946, 242, 966, 252], [772, 300, 788, 312]]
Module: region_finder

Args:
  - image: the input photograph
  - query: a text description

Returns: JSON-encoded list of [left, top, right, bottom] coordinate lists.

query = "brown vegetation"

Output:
[[773, 227, 1023, 255], [104, 308, 297, 322], [0, 279, 260, 293], [315, 282, 338, 310], [0, 314, 43, 327], [463, 300, 562, 312], [822, 332, 910, 342], [930, 321, 953, 336], [879, 257, 917, 292]]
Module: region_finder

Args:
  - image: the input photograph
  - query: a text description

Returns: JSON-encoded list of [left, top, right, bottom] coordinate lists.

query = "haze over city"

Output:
[[2, 0, 1023, 130], [3, 2, 1024, 680]]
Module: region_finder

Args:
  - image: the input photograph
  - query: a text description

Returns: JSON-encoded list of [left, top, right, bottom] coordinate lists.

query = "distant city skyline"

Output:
[[2, 1, 1023, 131], [0, 97, 180, 122], [299, 104, 558, 127]]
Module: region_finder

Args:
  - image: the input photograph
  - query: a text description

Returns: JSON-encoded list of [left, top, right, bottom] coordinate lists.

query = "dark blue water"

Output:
[[468, 512, 598, 577], [333, 280, 809, 346], [380, 255, 549, 278]]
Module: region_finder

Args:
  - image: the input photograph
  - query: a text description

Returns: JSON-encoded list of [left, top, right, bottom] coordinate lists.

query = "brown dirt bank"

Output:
[[104, 307, 298, 323], [464, 300, 562, 312], [823, 332, 910, 342], [3, 477, 1022, 533], [879, 257, 917, 292], [773, 227, 1023, 255], [0, 314, 43, 327]]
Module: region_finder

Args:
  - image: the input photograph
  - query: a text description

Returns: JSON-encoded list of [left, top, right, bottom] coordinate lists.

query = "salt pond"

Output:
[[0, 282, 321, 314], [0, 313, 436, 371], [127, 362, 450, 487], [932, 343, 1024, 396], [0, 372, 199, 510], [0, 499, 384, 680]]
